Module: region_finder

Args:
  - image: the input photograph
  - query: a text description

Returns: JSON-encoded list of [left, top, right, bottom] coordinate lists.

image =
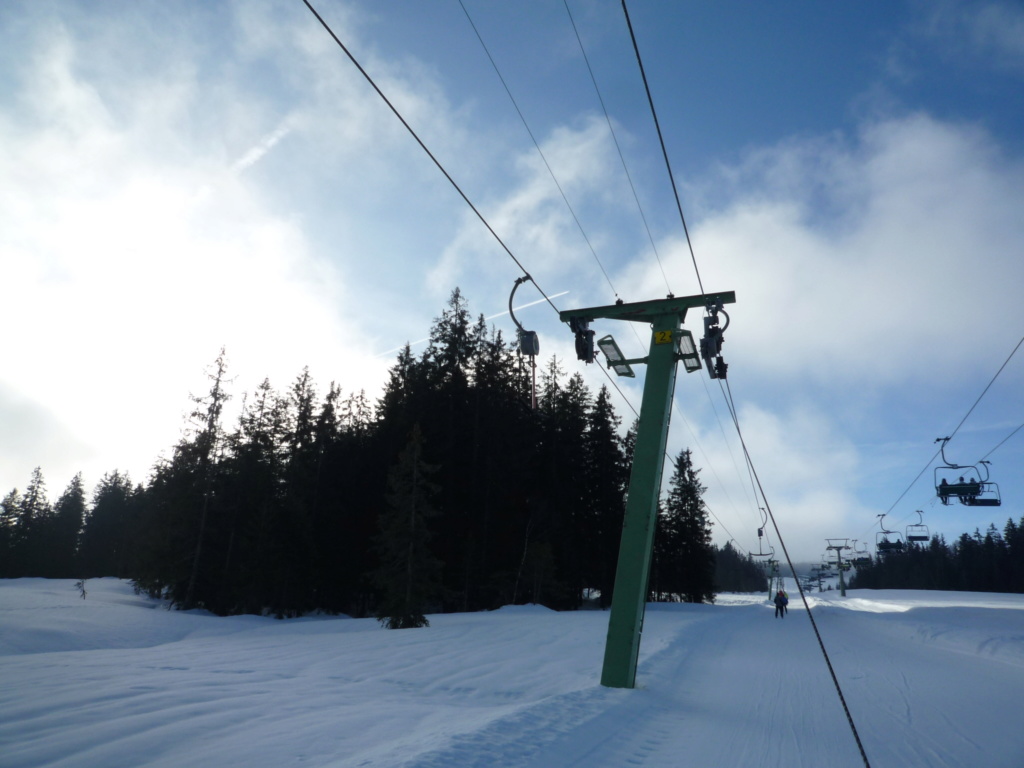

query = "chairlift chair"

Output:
[[963, 465, 1002, 506], [876, 514, 905, 555], [850, 540, 872, 567], [934, 438, 1002, 508], [906, 510, 930, 544], [751, 526, 777, 578]]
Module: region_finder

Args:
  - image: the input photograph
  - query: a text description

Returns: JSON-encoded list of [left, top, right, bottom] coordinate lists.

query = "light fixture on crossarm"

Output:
[[677, 329, 702, 373], [598, 330, 702, 378], [597, 335, 635, 378]]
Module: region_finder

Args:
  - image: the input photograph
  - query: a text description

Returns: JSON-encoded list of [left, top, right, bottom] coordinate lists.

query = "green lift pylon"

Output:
[[560, 291, 736, 689]]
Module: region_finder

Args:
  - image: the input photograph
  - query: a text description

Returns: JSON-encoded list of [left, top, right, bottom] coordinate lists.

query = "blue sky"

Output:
[[1, 0, 1022, 562]]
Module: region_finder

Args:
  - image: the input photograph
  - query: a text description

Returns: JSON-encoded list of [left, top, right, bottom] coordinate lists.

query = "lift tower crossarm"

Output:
[[559, 291, 736, 690], [559, 291, 736, 325]]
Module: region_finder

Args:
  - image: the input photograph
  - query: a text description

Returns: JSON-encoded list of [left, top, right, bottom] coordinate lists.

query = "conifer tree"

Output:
[[35, 288, 685, 616], [373, 425, 442, 629], [50, 473, 87, 577], [271, 368, 320, 614], [377, 344, 418, 425], [1005, 517, 1024, 592], [426, 287, 473, 387], [330, 386, 385, 615], [0, 489, 22, 577], [79, 471, 135, 578], [10, 468, 51, 576], [538, 370, 592, 608], [183, 350, 231, 609], [218, 377, 289, 613], [655, 449, 716, 603], [538, 355, 565, 413], [581, 385, 628, 607], [714, 541, 768, 593], [134, 351, 231, 609], [340, 389, 373, 435]]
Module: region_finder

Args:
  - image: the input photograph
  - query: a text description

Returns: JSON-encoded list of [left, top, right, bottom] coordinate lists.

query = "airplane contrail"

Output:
[[230, 118, 295, 175], [484, 291, 569, 321]]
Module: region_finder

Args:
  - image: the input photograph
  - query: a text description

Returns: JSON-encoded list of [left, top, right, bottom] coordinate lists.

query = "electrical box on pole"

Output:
[[560, 291, 736, 689]]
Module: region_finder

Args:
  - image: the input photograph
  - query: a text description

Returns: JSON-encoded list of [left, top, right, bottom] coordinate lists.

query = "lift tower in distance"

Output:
[[825, 539, 851, 597], [560, 291, 736, 689]]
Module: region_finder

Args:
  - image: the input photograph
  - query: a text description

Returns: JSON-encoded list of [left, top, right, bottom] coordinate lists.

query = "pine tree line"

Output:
[[849, 519, 1024, 593], [1, 289, 726, 619], [0, 468, 140, 581]]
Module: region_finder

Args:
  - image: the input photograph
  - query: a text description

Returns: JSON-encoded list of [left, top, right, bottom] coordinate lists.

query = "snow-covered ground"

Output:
[[2, 579, 1023, 768]]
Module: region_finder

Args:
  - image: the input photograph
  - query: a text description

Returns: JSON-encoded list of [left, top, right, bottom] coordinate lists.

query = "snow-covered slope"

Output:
[[2, 579, 1022, 767]]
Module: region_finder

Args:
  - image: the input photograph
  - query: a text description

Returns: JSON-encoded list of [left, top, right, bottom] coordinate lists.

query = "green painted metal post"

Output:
[[559, 291, 735, 690], [599, 313, 680, 688]]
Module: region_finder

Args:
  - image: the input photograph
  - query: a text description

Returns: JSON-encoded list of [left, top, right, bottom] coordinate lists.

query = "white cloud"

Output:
[[428, 116, 636, 303], [921, 0, 1024, 75], [678, 397, 869, 561], [619, 113, 1024, 392], [618, 112, 1024, 560], [0, 7, 391, 493], [2, 1, 1019, 564]]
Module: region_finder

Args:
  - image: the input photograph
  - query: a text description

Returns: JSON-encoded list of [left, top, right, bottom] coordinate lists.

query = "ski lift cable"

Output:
[[303, 0, 761, 561], [716, 375, 778, 550], [672, 400, 760, 552], [464, 0, 764, 547], [944, 332, 1024, 447], [981, 420, 1024, 461], [299, 4, 841, 688], [722, 379, 872, 768], [299, 0, 560, 314], [299, 0, 641, 424], [705, 503, 745, 556], [457, 0, 620, 301], [562, 0, 673, 295], [618, 0, 767, 546], [873, 331, 1024, 533], [623, 0, 1012, 579], [300, 0, 657, 448], [455, 0, 658, 369], [620, 0, 704, 297]]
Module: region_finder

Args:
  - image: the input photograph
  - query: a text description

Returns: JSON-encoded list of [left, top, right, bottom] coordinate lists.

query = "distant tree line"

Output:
[[1, 289, 763, 620], [849, 519, 1024, 593]]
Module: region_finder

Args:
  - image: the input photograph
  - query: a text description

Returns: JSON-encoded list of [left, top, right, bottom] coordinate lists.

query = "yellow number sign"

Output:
[[654, 330, 673, 345]]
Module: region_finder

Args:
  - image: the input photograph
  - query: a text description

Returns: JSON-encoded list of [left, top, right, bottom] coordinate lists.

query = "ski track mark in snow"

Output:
[[394, 610, 722, 768], [395, 688, 615, 768]]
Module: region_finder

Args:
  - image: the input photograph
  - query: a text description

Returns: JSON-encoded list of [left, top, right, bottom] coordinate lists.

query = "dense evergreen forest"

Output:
[[1, 289, 768, 620], [849, 520, 1024, 593]]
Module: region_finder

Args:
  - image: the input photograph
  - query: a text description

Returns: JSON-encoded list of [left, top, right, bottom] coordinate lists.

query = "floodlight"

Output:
[[597, 335, 635, 378], [677, 329, 702, 373]]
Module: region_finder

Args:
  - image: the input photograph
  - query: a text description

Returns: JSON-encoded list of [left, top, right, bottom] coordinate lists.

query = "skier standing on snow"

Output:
[[774, 590, 787, 619]]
